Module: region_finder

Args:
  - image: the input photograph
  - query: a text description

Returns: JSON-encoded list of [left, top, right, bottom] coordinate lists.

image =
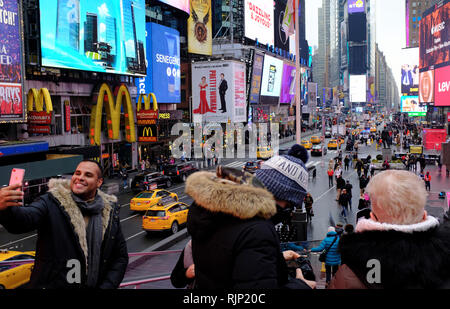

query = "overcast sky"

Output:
[[305, 0, 405, 91]]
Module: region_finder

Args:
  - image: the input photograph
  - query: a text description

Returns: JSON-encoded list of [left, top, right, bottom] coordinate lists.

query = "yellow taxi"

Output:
[[310, 136, 321, 144], [0, 250, 35, 289], [370, 126, 377, 133], [130, 189, 178, 212], [328, 139, 338, 150], [142, 201, 189, 234], [301, 140, 312, 150], [257, 146, 273, 159]]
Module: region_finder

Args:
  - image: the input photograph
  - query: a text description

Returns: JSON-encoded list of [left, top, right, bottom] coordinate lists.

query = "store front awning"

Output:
[[0, 154, 83, 186]]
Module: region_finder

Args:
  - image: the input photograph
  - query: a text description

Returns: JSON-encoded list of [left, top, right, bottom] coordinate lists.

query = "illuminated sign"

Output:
[[89, 83, 136, 145], [27, 88, 53, 134], [348, 0, 365, 13], [138, 125, 157, 142]]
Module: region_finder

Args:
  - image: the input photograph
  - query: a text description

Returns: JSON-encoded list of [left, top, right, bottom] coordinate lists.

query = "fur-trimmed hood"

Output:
[[185, 171, 276, 220], [339, 217, 450, 288], [47, 178, 118, 267]]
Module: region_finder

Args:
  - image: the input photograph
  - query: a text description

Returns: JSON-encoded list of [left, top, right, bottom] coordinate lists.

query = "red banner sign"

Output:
[[65, 101, 71, 132], [28, 111, 52, 125], [28, 125, 50, 134], [136, 109, 158, 125], [447, 112, 450, 122]]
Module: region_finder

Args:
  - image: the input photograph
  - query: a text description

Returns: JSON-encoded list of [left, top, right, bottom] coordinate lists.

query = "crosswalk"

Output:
[[224, 161, 247, 169]]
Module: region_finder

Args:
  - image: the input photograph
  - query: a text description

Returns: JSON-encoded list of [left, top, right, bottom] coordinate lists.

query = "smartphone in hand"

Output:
[[9, 168, 25, 189]]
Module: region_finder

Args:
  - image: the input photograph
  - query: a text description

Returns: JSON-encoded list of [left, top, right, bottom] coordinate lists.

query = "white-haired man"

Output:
[[329, 170, 450, 289]]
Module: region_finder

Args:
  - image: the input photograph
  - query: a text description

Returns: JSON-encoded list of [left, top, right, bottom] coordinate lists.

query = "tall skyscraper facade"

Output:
[[406, 0, 440, 47], [56, 0, 80, 51]]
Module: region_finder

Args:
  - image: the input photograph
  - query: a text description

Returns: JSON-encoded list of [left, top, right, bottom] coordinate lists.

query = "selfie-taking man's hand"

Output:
[[0, 184, 24, 211]]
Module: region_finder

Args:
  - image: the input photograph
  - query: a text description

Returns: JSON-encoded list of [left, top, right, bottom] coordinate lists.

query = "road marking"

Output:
[[0, 234, 37, 248], [121, 214, 140, 223], [225, 161, 245, 168], [126, 231, 146, 241]]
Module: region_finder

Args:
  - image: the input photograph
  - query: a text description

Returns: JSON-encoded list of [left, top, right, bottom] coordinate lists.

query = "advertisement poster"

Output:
[[401, 48, 419, 95], [301, 67, 308, 104], [350, 74, 366, 102], [419, 1, 450, 70], [274, 0, 290, 52], [136, 23, 180, 104], [244, 0, 274, 46], [419, 70, 435, 103], [401, 96, 427, 115], [188, 0, 212, 56], [260, 55, 283, 98], [40, 0, 146, 75], [423, 128, 447, 150], [159, 0, 190, 14], [0, 0, 24, 121], [191, 61, 246, 123], [348, 0, 365, 14], [435, 65, 450, 107], [340, 21, 348, 68], [308, 82, 317, 106], [249, 52, 264, 104], [279, 63, 295, 104]]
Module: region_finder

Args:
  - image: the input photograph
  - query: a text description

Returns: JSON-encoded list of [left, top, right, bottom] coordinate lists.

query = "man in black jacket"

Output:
[[184, 144, 316, 289], [0, 160, 128, 288], [218, 73, 228, 113]]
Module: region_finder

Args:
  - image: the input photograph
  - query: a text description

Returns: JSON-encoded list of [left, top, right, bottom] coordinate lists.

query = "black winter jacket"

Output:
[[0, 179, 128, 289], [185, 171, 311, 289]]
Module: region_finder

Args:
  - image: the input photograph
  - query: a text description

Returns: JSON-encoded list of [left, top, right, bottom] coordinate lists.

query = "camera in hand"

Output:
[[286, 256, 316, 281]]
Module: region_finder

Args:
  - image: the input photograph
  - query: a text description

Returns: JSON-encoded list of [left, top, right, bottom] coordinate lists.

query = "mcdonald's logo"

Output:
[[138, 124, 157, 142], [27, 88, 53, 128], [89, 83, 136, 146], [136, 93, 158, 125]]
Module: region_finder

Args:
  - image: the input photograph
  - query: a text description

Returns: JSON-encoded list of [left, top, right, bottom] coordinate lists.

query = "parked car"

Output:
[[0, 250, 35, 289], [311, 144, 328, 156], [130, 190, 178, 212], [131, 172, 173, 193], [242, 160, 264, 174], [163, 163, 198, 182], [142, 201, 190, 235]]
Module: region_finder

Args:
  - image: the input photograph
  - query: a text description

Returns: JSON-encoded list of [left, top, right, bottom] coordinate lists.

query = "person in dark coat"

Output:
[[0, 160, 128, 288], [338, 189, 350, 218], [304, 193, 314, 223], [336, 175, 346, 201], [344, 180, 353, 210], [359, 175, 369, 195], [329, 170, 450, 289], [184, 144, 316, 289]]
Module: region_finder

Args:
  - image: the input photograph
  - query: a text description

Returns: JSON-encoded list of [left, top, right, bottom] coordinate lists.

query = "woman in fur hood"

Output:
[[329, 170, 450, 289], [184, 144, 316, 289]]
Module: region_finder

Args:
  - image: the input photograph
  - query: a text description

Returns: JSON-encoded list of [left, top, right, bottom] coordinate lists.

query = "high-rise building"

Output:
[[104, 16, 117, 56], [405, 0, 440, 47], [56, 0, 80, 51], [121, 0, 139, 69], [84, 13, 98, 53]]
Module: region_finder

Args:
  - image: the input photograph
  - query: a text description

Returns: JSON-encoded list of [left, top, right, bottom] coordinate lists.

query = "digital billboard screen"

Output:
[[244, 0, 274, 46], [260, 55, 284, 98], [249, 52, 264, 104], [349, 74, 366, 102], [158, 0, 189, 14], [401, 96, 427, 115], [136, 23, 180, 104], [348, 0, 365, 14], [419, 0, 450, 70], [419, 70, 435, 103], [39, 0, 146, 76], [435, 65, 450, 107], [274, 0, 290, 52], [401, 48, 419, 95], [0, 0, 24, 121], [279, 63, 295, 104], [348, 13, 367, 42]]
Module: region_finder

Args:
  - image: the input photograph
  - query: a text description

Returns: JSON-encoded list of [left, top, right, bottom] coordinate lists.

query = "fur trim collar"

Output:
[[47, 179, 117, 266], [185, 171, 276, 220], [355, 216, 440, 234]]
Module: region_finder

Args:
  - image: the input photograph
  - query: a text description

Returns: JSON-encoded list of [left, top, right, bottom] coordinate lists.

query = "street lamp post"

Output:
[[295, 0, 301, 145]]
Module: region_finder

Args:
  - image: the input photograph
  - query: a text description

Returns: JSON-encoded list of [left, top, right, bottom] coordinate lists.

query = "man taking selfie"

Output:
[[0, 160, 128, 289]]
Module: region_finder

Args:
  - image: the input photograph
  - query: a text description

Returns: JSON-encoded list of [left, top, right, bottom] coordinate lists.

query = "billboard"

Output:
[[260, 55, 284, 98], [350, 74, 366, 102], [348, 0, 365, 14], [159, 0, 189, 14], [188, 0, 212, 56], [274, 0, 290, 52], [39, 0, 146, 76], [136, 23, 180, 104], [419, 70, 435, 103], [0, 0, 24, 121], [279, 63, 295, 104], [435, 65, 450, 107], [401, 96, 427, 115], [308, 83, 317, 107], [249, 52, 264, 104], [348, 13, 367, 42], [244, 0, 274, 46], [401, 48, 419, 95], [419, 0, 450, 70], [340, 21, 348, 68], [191, 60, 246, 123]]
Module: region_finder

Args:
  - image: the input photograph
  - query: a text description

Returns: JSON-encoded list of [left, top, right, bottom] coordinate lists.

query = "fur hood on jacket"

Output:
[[338, 216, 450, 288], [47, 178, 118, 265], [185, 171, 277, 220]]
